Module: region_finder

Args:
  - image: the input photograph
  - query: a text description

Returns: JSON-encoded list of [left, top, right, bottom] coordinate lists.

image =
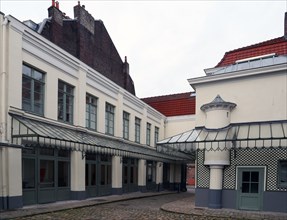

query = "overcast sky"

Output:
[[1, 1, 286, 98]]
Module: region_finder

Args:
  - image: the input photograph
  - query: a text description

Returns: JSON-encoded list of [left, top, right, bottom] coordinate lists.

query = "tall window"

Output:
[[105, 103, 115, 135], [135, 117, 141, 143], [146, 123, 151, 146], [22, 64, 45, 115], [58, 80, 74, 124], [154, 126, 159, 146], [279, 160, 287, 187], [123, 111, 130, 140], [86, 94, 97, 130]]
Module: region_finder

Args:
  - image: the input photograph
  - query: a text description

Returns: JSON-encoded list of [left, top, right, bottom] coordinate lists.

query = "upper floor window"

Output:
[[22, 64, 45, 115], [86, 94, 97, 130], [123, 111, 130, 140], [279, 160, 287, 188], [154, 126, 159, 146], [135, 117, 141, 143], [105, 103, 115, 135], [146, 123, 151, 146], [58, 80, 74, 124]]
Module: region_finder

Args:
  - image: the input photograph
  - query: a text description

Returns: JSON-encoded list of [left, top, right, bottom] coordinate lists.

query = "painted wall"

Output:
[[194, 71, 287, 127], [165, 115, 196, 138], [5, 14, 166, 148]]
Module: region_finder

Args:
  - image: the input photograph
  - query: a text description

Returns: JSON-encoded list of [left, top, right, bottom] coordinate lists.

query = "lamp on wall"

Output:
[[82, 151, 86, 159]]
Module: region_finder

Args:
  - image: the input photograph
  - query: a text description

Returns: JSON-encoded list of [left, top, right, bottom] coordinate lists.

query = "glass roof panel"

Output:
[[271, 123, 285, 138], [260, 123, 271, 139], [186, 129, 200, 142], [249, 124, 260, 139], [177, 130, 193, 142], [236, 125, 249, 140]]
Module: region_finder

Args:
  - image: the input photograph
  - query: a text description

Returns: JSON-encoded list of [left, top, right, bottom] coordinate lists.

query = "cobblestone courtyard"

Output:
[[13, 193, 224, 220]]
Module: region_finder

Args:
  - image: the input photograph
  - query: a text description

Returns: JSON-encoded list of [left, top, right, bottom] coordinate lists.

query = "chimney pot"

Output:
[[52, 0, 56, 7], [56, 1, 59, 9]]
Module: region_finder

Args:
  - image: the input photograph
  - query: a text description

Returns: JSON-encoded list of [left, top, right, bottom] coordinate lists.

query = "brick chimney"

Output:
[[74, 3, 95, 34], [285, 12, 287, 39], [48, 0, 63, 46]]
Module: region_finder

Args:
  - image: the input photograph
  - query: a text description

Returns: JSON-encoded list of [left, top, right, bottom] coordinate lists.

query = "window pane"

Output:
[[33, 70, 44, 81], [22, 158, 35, 189], [251, 172, 259, 182], [107, 165, 111, 184], [242, 172, 250, 182], [91, 164, 97, 186], [242, 183, 249, 193], [101, 165, 105, 185], [124, 166, 128, 184], [23, 65, 32, 77], [279, 161, 287, 186], [40, 160, 54, 188], [85, 164, 89, 186], [40, 148, 54, 156], [58, 161, 69, 187]]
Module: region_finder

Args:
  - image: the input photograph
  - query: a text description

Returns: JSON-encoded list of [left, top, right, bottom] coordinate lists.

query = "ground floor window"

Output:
[[85, 153, 112, 197], [22, 147, 70, 205], [100, 155, 112, 185], [147, 160, 156, 183]]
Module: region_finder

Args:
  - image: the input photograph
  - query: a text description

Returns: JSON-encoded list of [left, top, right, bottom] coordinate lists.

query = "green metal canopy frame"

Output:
[[156, 120, 287, 158], [10, 113, 192, 162]]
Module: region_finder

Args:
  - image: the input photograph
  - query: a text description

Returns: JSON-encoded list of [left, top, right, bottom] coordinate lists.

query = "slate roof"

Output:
[[142, 92, 196, 117]]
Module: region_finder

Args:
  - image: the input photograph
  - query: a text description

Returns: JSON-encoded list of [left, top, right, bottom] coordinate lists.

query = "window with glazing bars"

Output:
[[58, 80, 74, 124], [154, 126, 159, 146], [22, 64, 45, 115], [105, 103, 115, 135], [146, 123, 151, 146], [123, 111, 130, 140], [135, 117, 141, 143], [86, 94, 97, 130]]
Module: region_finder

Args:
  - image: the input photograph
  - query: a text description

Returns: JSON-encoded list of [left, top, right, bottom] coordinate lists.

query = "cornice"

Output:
[[188, 63, 287, 89]]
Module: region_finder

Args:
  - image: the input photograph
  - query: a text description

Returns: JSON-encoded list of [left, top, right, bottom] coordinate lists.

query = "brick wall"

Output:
[[41, 4, 135, 95]]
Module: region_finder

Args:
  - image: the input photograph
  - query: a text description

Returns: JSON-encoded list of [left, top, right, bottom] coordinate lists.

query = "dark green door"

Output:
[[122, 158, 138, 193], [237, 168, 264, 211]]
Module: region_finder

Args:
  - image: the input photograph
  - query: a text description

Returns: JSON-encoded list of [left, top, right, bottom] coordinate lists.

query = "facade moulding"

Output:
[[188, 63, 287, 87]]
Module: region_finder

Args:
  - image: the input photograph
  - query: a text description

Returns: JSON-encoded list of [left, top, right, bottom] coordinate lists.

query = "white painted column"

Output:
[[156, 162, 163, 191], [3, 147, 22, 209], [138, 159, 146, 192], [112, 156, 122, 194], [70, 151, 85, 200], [209, 165, 224, 190]]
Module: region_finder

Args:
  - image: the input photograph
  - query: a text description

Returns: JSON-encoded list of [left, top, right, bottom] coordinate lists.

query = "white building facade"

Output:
[[0, 12, 190, 210], [158, 14, 287, 213]]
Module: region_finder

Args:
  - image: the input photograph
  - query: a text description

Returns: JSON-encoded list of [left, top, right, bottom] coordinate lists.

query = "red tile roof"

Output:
[[216, 36, 287, 67], [142, 92, 196, 117]]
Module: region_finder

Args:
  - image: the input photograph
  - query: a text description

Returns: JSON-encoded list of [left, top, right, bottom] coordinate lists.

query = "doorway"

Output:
[[237, 167, 264, 211]]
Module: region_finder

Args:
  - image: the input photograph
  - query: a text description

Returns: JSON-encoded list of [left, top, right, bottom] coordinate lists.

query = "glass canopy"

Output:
[[10, 114, 192, 162], [157, 121, 287, 154]]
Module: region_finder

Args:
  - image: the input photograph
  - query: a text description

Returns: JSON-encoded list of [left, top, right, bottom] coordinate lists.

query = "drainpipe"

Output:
[[0, 16, 8, 143], [1, 16, 9, 210]]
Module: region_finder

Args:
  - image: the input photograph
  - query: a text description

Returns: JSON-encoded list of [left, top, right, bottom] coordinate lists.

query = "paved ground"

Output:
[[1, 188, 287, 220]]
